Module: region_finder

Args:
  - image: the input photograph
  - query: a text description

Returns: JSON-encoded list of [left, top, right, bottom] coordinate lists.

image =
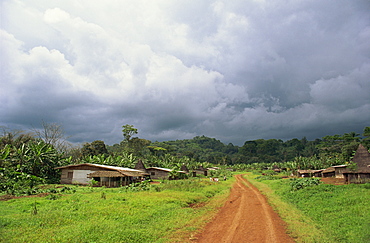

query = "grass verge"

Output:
[[243, 173, 370, 243]]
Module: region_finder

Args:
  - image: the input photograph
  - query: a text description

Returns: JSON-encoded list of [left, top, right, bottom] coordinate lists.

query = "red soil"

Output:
[[191, 174, 295, 243], [320, 177, 345, 185]]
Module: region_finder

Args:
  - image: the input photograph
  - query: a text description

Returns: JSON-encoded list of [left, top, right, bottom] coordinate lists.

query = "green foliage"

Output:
[[289, 178, 321, 191], [123, 181, 151, 192], [245, 173, 370, 242], [81, 140, 109, 157], [0, 168, 45, 195], [88, 179, 99, 187], [122, 124, 138, 142], [0, 132, 66, 185], [255, 175, 282, 180], [208, 168, 232, 178], [0, 178, 233, 243], [278, 182, 370, 242]]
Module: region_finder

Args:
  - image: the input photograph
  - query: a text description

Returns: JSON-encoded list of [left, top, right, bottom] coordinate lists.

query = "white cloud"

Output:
[[1, 0, 369, 145]]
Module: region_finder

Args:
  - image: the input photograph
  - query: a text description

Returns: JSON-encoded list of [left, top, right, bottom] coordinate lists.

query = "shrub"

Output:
[[123, 181, 151, 192], [289, 177, 321, 191]]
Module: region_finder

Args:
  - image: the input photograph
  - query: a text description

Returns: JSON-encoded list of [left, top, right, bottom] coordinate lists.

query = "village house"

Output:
[[145, 167, 187, 180], [342, 144, 370, 184], [133, 160, 187, 180], [192, 165, 208, 177], [321, 165, 347, 178], [55, 163, 147, 187], [297, 169, 323, 178]]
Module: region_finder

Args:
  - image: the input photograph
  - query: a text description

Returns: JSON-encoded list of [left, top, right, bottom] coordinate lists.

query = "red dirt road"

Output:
[[193, 174, 295, 243]]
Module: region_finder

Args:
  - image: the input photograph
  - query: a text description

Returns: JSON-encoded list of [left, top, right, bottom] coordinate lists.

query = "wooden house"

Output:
[[321, 165, 347, 178], [297, 169, 323, 177], [192, 165, 208, 177], [343, 144, 370, 184], [145, 167, 186, 180], [55, 163, 146, 187]]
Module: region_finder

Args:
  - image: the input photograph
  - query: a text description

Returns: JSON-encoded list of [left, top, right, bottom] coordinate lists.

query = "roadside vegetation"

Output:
[[1, 124, 370, 242], [244, 173, 370, 243], [0, 176, 234, 243]]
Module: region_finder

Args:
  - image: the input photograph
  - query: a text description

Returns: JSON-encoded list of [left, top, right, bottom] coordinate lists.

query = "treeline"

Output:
[[1, 123, 369, 195], [126, 129, 370, 165]]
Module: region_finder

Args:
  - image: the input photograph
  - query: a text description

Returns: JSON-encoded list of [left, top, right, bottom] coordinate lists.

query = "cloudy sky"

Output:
[[1, 0, 369, 146]]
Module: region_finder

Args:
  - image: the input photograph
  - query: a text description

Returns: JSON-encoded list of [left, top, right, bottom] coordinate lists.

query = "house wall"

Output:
[[345, 173, 370, 184], [322, 171, 335, 178], [335, 168, 346, 178], [60, 169, 94, 185], [147, 169, 169, 179], [194, 170, 208, 176]]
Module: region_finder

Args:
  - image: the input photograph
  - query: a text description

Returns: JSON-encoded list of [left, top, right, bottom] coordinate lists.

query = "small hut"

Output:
[[343, 144, 370, 184], [192, 165, 208, 177], [180, 164, 189, 173], [321, 165, 347, 178], [146, 167, 186, 180], [134, 159, 148, 174]]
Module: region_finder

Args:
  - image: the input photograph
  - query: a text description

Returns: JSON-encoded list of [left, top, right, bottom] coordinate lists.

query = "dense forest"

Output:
[[1, 123, 369, 195]]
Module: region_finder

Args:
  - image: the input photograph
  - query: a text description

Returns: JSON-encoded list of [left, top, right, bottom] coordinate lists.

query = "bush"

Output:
[[289, 177, 321, 191], [123, 181, 151, 192], [0, 168, 45, 195]]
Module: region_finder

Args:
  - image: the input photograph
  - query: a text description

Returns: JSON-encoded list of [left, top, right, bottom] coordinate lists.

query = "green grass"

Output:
[[0, 177, 234, 243], [244, 173, 370, 243]]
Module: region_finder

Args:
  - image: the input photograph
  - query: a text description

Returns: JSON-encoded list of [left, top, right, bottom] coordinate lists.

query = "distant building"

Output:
[[146, 167, 187, 180], [343, 144, 370, 184], [321, 165, 347, 178], [192, 165, 208, 177], [297, 169, 323, 178]]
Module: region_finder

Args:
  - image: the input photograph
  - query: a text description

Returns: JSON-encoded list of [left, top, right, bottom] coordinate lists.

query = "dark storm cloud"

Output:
[[1, 0, 369, 146]]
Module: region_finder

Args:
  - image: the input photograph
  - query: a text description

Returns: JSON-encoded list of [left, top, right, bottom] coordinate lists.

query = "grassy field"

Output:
[[244, 173, 370, 243], [2, 173, 369, 243], [0, 177, 234, 243]]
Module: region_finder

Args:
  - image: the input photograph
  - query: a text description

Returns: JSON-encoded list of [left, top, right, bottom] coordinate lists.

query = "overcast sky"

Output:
[[1, 0, 369, 146]]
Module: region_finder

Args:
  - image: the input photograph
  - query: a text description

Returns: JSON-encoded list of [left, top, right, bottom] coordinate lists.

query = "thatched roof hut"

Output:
[[343, 144, 370, 184], [134, 159, 148, 174], [180, 164, 189, 173]]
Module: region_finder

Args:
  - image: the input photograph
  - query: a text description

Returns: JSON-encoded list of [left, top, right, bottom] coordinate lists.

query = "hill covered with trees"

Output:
[[1, 123, 369, 195]]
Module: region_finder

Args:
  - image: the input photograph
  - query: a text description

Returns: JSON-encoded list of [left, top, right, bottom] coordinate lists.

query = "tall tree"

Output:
[[122, 124, 138, 143], [82, 140, 108, 157]]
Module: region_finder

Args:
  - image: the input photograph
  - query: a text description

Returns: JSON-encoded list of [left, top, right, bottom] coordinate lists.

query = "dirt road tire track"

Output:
[[193, 174, 294, 243]]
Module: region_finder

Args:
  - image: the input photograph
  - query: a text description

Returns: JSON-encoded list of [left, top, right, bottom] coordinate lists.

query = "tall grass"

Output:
[[245, 173, 370, 243], [0, 177, 234, 243]]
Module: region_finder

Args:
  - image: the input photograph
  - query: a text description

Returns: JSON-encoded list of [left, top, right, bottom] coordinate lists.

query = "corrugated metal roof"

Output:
[[147, 167, 173, 172], [88, 170, 145, 178], [297, 169, 323, 173], [88, 171, 125, 178], [55, 163, 143, 172], [147, 167, 186, 173]]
